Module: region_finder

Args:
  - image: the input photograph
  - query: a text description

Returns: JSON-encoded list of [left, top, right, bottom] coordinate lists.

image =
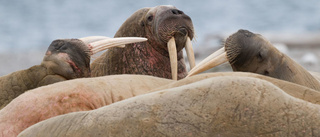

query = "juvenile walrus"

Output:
[[188, 29, 320, 91], [91, 5, 195, 80], [0, 37, 147, 108]]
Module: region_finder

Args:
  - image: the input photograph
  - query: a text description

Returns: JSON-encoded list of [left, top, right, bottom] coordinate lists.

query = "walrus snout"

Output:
[[151, 5, 195, 80]]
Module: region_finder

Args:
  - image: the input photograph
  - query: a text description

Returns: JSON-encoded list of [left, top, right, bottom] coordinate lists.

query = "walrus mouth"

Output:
[[79, 36, 148, 55], [167, 36, 195, 80]]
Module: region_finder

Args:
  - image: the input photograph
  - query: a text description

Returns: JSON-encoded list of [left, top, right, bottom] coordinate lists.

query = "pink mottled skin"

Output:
[[0, 75, 171, 137], [0, 85, 105, 137], [91, 5, 194, 79]]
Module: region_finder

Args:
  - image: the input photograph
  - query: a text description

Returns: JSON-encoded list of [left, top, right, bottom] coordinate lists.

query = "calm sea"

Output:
[[0, 0, 319, 52]]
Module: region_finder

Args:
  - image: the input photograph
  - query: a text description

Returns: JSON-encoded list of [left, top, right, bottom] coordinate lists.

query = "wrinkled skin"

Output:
[[91, 5, 194, 79], [18, 72, 320, 137], [0, 75, 171, 137], [0, 39, 91, 109], [225, 29, 320, 91]]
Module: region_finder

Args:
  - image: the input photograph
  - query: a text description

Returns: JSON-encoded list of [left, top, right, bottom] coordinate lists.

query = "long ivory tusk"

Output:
[[187, 47, 225, 75], [79, 36, 111, 44], [168, 37, 178, 80], [185, 37, 196, 70], [187, 47, 228, 77], [89, 37, 147, 55]]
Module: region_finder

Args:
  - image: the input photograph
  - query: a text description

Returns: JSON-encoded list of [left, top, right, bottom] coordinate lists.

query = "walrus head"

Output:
[[223, 29, 282, 75], [42, 37, 147, 79], [187, 29, 280, 77], [145, 5, 194, 52], [114, 5, 195, 80], [187, 29, 320, 91]]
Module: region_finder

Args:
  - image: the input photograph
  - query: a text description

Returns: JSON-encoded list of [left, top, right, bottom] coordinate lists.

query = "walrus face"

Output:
[[144, 5, 195, 80], [187, 29, 282, 77], [224, 29, 281, 76], [44, 39, 91, 78], [144, 5, 194, 52], [42, 37, 148, 79]]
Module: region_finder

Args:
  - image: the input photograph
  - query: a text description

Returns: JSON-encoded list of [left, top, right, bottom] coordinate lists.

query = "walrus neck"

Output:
[[23, 65, 55, 88], [277, 54, 320, 91], [90, 43, 187, 79], [10, 65, 49, 95], [125, 42, 186, 79]]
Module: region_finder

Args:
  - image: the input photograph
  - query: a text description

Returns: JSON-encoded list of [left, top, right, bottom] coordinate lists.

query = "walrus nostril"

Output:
[[238, 29, 253, 37], [171, 9, 184, 15]]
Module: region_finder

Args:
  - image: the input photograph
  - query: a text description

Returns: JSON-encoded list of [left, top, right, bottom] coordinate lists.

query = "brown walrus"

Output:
[[0, 37, 147, 109], [188, 29, 320, 91], [91, 5, 195, 80]]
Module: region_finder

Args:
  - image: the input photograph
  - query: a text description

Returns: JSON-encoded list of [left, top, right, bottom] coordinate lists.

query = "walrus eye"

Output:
[[147, 15, 153, 22], [258, 52, 262, 59], [264, 70, 269, 75], [257, 51, 264, 62]]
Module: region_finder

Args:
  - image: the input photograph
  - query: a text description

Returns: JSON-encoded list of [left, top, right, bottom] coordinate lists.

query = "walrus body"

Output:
[[91, 5, 194, 79], [0, 75, 172, 137], [18, 73, 320, 137], [0, 39, 91, 109]]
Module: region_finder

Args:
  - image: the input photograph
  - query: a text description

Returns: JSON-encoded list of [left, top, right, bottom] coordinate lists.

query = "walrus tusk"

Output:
[[89, 37, 148, 55], [168, 37, 178, 80], [187, 47, 228, 77], [79, 36, 111, 44], [185, 37, 196, 69]]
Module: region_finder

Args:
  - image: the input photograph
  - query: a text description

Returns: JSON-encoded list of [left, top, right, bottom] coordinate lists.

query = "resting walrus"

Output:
[[0, 75, 172, 137], [17, 73, 320, 136], [91, 5, 195, 80], [0, 37, 147, 109], [188, 29, 320, 91]]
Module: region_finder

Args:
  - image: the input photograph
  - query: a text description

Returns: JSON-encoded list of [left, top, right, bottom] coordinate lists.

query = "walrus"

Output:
[[0, 36, 147, 109], [18, 74, 320, 136], [188, 29, 320, 91], [1, 72, 320, 137], [91, 5, 195, 80], [2, 71, 320, 136], [0, 75, 172, 137]]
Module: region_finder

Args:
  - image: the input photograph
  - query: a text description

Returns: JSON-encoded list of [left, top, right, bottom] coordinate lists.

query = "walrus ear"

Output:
[[114, 8, 151, 37]]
